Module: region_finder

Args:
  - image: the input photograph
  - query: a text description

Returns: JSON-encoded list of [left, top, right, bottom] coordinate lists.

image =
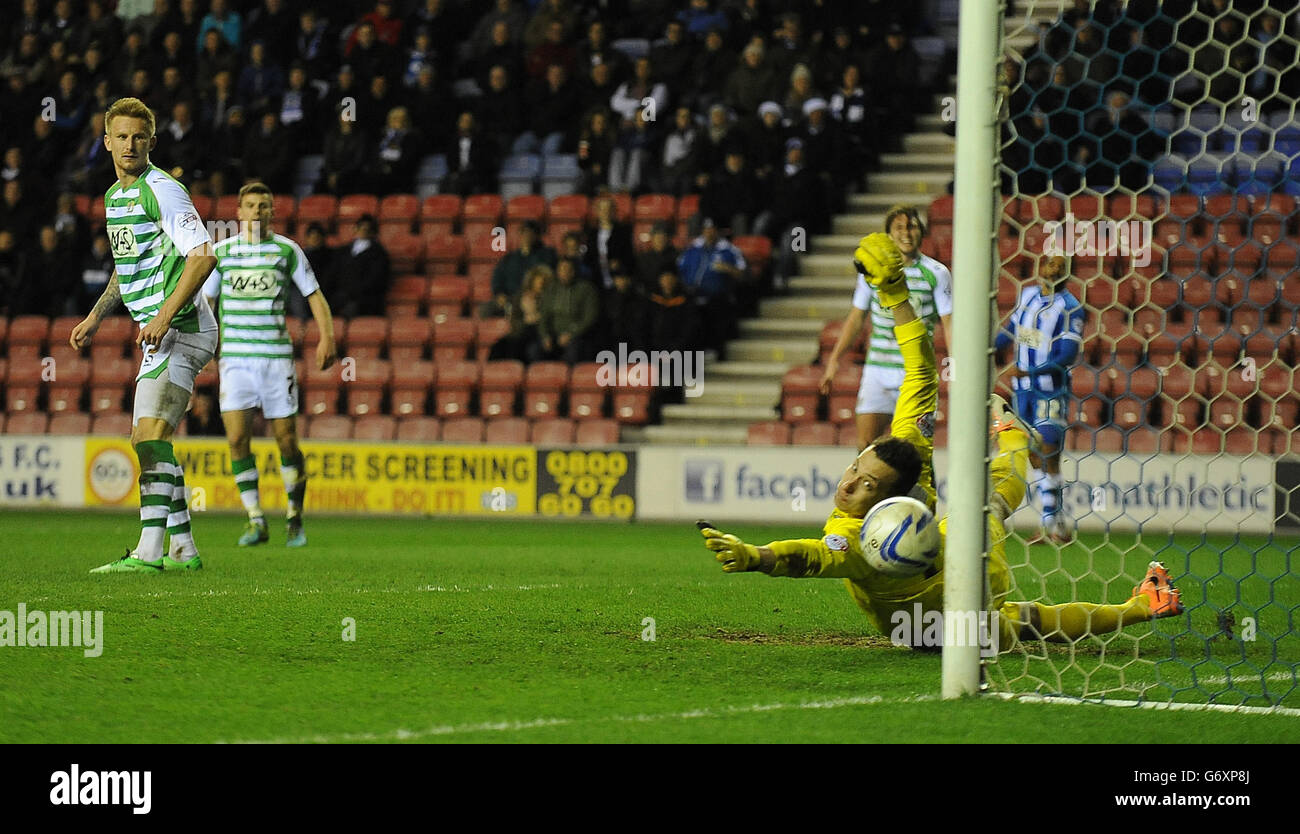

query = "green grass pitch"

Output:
[[1, 510, 1296, 743]]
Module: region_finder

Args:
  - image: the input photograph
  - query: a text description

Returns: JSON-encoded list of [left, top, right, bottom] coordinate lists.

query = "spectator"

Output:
[[816, 25, 864, 92], [200, 69, 238, 136], [1, 147, 24, 186], [527, 20, 576, 80], [242, 110, 293, 195], [32, 38, 72, 92], [155, 99, 209, 190], [26, 116, 66, 184], [654, 105, 700, 196], [781, 63, 819, 118], [519, 63, 581, 155], [412, 0, 463, 66], [678, 0, 729, 40], [209, 105, 248, 196], [442, 111, 499, 196], [693, 103, 740, 191], [636, 222, 679, 292], [31, 224, 79, 316], [115, 30, 152, 90], [84, 2, 124, 59], [359, 74, 400, 137], [762, 138, 828, 288], [328, 214, 390, 318], [196, 29, 238, 95], [197, 0, 242, 54], [523, 0, 577, 51], [558, 230, 593, 283], [77, 42, 111, 91], [294, 8, 334, 78], [726, 42, 777, 118], [534, 257, 599, 364], [584, 193, 636, 290], [236, 41, 285, 113], [51, 192, 90, 258], [64, 111, 114, 195], [611, 57, 668, 123], [346, 22, 398, 87], [0, 178, 38, 242], [245, 0, 296, 62], [770, 13, 813, 88], [470, 0, 527, 59], [407, 64, 456, 153], [677, 217, 744, 358], [703, 148, 764, 236], [866, 23, 921, 150], [686, 28, 736, 110], [152, 66, 196, 128], [742, 101, 789, 187], [475, 20, 525, 90], [349, 0, 404, 52], [608, 105, 659, 194], [489, 221, 557, 317], [325, 64, 364, 118], [321, 107, 369, 195], [648, 269, 700, 355], [650, 20, 693, 93], [1083, 90, 1160, 192], [169, 0, 204, 56], [828, 64, 876, 178], [369, 106, 424, 196], [476, 65, 525, 154], [0, 229, 31, 316], [574, 19, 623, 84], [578, 60, 619, 116], [600, 267, 648, 353], [155, 29, 192, 76], [291, 222, 333, 320], [489, 264, 552, 362], [576, 108, 617, 195], [279, 61, 324, 155], [79, 235, 114, 313], [402, 27, 437, 89]]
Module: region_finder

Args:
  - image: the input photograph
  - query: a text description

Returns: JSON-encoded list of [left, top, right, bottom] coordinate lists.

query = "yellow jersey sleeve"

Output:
[[888, 316, 937, 511], [762, 512, 871, 580]]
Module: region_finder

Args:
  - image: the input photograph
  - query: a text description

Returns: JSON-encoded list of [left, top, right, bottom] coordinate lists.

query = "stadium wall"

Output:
[[0, 436, 1284, 535]]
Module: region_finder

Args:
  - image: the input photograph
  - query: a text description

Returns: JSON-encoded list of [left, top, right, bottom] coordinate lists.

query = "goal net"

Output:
[[978, 0, 1299, 707]]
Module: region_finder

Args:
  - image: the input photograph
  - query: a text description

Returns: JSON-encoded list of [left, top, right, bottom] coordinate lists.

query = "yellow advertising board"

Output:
[[85, 438, 536, 515]]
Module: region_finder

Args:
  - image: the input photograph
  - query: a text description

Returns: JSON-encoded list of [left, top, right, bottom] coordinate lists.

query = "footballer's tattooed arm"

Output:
[[71, 272, 122, 349]]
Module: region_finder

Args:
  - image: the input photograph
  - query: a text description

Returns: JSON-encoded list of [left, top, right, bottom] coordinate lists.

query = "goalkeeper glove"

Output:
[[853, 232, 909, 309], [700, 526, 762, 573]]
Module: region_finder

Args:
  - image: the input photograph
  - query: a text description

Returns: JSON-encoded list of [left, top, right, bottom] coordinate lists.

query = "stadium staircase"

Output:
[[629, 5, 1061, 445]]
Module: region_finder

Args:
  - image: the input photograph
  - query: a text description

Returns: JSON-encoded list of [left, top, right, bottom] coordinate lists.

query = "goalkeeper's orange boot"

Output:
[[1133, 561, 1183, 618]]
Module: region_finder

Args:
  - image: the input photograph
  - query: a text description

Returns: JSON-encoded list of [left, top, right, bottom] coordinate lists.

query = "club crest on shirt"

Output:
[[916, 411, 935, 438], [108, 224, 138, 258], [823, 534, 849, 552], [180, 211, 199, 230]]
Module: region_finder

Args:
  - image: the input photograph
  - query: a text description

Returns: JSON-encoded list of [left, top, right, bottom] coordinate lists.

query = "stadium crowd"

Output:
[[0, 0, 937, 368]]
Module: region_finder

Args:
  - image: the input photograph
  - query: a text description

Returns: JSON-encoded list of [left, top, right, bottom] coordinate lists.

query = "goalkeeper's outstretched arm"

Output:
[[700, 526, 871, 579]]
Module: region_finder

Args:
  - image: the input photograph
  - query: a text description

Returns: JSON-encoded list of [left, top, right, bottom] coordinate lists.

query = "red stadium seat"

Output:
[[548, 194, 588, 223], [827, 365, 861, 425], [733, 236, 771, 280], [574, 418, 619, 445], [506, 194, 546, 224], [1108, 193, 1159, 220], [388, 317, 432, 362], [791, 422, 836, 446], [296, 195, 339, 231], [90, 357, 134, 414], [385, 233, 424, 274], [5, 412, 48, 434], [420, 194, 462, 236], [48, 358, 90, 413], [345, 359, 391, 416], [568, 362, 606, 419], [190, 195, 213, 219], [528, 418, 575, 445], [462, 194, 504, 240], [308, 415, 353, 440], [92, 413, 133, 436], [390, 360, 435, 416], [524, 361, 569, 418], [479, 360, 524, 417], [611, 386, 652, 424], [337, 194, 379, 227], [273, 194, 297, 229], [345, 316, 389, 360], [353, 415, 397, 441], [300, 361, 342, 415], [442, 417, 485, 443], [633, 194, 676, 224], [427, 276, 469, 322], [4, 356, 42, 412], [928, 194, 954, 225], [781, 365, 822, 424], [422, 234, 466, 274], [484, 416, 530, 444], [48, 413, 91, 435], [747, 421, 791, 446], [432, 317, 475, 362], [474, 318, 510, 362], [434, 360, 480, 417], [378, 194, 419, 232], [396, 416, 441, 442], [8, 315, 49, 360], [386, 274, 428, 318], [304, 316, 348, 355]]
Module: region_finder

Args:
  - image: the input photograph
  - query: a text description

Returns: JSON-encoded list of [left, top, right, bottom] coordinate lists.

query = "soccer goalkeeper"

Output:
[[700, 233, 1182, 649]]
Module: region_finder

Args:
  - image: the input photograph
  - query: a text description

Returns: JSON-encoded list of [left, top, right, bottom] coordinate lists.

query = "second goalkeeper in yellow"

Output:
[[700, 233, 1182, 650]]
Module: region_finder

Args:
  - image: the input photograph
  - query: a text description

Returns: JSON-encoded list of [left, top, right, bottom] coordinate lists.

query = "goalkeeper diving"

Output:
[[700, 233, 1182, 650]]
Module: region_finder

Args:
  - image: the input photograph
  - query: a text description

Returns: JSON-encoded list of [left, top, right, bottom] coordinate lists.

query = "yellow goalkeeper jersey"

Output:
[[761, 316, 1019, 638]]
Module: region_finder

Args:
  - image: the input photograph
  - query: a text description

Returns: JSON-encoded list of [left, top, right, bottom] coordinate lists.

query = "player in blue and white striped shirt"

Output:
[[996, 254, 1085, 543]]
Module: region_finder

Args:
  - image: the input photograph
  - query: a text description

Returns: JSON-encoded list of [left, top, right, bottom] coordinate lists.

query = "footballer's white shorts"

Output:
[[134, 328, 218, 426], [855, 364, 905, 415], [217, 356, 299, 420]]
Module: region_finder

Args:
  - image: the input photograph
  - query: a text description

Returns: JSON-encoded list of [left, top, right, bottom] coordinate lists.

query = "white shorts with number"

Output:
[[217, 356, 299, 420], [855, 364, 905, 415], [134, 328, 218, 426]]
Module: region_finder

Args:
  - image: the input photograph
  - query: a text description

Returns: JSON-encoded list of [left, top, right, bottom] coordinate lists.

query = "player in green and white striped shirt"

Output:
[[201, 182, 337, 547], [820, 205, 952, 451], [71, 97, 219, 574]]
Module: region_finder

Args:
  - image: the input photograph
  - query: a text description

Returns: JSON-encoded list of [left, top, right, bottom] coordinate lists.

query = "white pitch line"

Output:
[[991, 691, 1300, 718], [218, 694, 941, 744]]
